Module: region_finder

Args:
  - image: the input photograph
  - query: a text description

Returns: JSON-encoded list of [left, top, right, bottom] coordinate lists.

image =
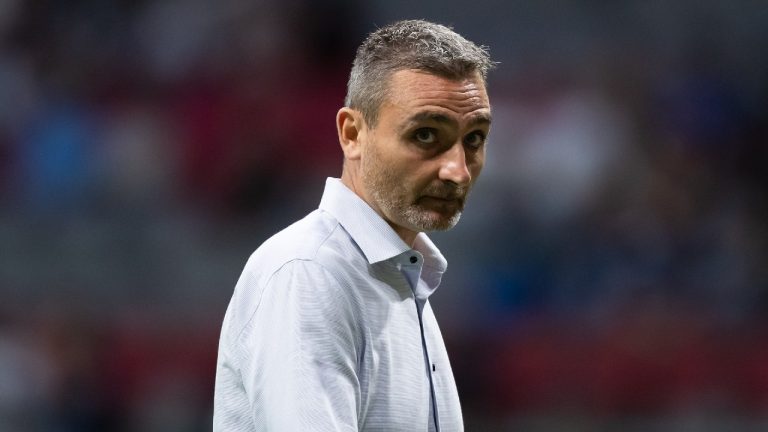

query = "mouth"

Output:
[[423, 195, 457, 202], [418, 195, 465, 210]]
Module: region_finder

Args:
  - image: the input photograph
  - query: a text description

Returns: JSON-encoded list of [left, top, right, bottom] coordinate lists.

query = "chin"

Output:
[[409, 210, 462, 232]]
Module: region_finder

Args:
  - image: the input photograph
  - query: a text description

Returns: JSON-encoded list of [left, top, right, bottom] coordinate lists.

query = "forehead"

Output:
[[380, 69, 490, 123]]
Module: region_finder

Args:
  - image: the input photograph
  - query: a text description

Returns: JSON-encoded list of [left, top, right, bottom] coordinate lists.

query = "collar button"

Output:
[[410, 256, 418, 264]]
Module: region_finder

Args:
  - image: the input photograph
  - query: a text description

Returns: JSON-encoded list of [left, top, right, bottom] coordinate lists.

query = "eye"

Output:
[[464, 131, 486, 150], [413, 128, 438, 145]]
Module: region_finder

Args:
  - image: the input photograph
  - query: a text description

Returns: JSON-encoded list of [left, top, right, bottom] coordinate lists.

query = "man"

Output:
[[214, 19, 493, 431]]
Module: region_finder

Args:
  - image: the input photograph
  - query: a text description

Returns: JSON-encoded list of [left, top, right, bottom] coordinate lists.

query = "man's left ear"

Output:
[[336, 107, 366, 161]]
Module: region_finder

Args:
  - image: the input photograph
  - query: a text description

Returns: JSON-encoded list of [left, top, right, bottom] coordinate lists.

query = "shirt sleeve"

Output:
[[237, 259, 362, 431]]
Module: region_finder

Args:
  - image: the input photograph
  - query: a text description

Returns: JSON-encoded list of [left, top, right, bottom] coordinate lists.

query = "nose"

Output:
[[438, 143, 471, 187]]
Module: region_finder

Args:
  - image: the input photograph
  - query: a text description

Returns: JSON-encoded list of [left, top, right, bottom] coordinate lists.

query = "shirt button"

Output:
[[410, 256, 418, 264]]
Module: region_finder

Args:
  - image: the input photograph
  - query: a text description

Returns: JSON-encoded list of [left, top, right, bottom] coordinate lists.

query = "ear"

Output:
[[336, 107, 366, 161]]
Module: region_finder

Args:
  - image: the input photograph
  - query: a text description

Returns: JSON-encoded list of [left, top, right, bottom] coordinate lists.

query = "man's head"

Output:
[[345, 19, 494, 127], [337, 20, 494, 245]]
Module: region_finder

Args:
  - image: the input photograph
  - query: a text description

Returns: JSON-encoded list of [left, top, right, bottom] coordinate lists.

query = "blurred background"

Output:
[[1, 0, 766, 430]]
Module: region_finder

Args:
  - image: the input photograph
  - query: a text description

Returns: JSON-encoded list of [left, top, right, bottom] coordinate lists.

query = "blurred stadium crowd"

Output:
[[0, 1, 766, 431]]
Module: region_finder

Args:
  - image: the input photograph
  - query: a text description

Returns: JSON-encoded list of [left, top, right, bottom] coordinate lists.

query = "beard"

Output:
[[361, 142, 470, 233]]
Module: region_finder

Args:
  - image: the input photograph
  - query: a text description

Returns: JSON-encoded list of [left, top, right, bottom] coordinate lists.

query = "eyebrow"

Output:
[[404, 111, 492, 129]]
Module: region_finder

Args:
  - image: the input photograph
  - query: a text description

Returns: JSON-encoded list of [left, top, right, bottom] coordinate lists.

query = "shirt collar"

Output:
[[412, 232, 448, 295], [319, 178, 411, 264], [319, 177, 448, 299], [413, 233, 447, 274], [318, 178, 447, 274]]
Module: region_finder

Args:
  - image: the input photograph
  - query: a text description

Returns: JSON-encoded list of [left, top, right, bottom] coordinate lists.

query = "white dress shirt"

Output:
[[213, 178, 463, 431]]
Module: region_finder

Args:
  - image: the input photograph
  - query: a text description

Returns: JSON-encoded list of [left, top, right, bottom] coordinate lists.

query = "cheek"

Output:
[[411, 163, 444, 190], [470, 151, 485, 178]]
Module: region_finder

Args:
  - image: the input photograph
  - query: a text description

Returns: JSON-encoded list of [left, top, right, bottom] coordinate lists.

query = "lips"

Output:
[[418, 184, 468, 208], [419, 195, 465, 208], [421, 186, 467, 200]]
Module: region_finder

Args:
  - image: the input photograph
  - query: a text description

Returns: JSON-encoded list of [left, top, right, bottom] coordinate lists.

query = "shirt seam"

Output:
[[232, 221, 351, 353]]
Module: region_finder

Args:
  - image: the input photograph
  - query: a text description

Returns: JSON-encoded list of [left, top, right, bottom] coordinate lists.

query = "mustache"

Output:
[[420, 183, 469, 200]]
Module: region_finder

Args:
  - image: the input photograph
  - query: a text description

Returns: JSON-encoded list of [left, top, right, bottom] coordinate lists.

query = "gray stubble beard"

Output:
[[362, 142, 465, 233]]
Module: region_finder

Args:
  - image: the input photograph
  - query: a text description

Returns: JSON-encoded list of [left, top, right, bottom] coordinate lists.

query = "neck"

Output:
[[390, 224, 418, 248]]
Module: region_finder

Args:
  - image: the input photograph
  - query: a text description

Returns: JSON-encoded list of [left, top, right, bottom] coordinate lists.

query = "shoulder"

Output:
[[231, 208, 339, 304], [253, 209, 339, 265], [252, 207, 368, 285], [221, 209, 363, 338]]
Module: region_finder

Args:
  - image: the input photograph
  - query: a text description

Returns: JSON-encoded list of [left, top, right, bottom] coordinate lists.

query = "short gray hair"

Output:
[[345, 20, 495, 126]]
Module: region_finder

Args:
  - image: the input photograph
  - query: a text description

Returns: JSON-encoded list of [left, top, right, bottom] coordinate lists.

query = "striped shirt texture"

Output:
[[213, 177, 463, 431]]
